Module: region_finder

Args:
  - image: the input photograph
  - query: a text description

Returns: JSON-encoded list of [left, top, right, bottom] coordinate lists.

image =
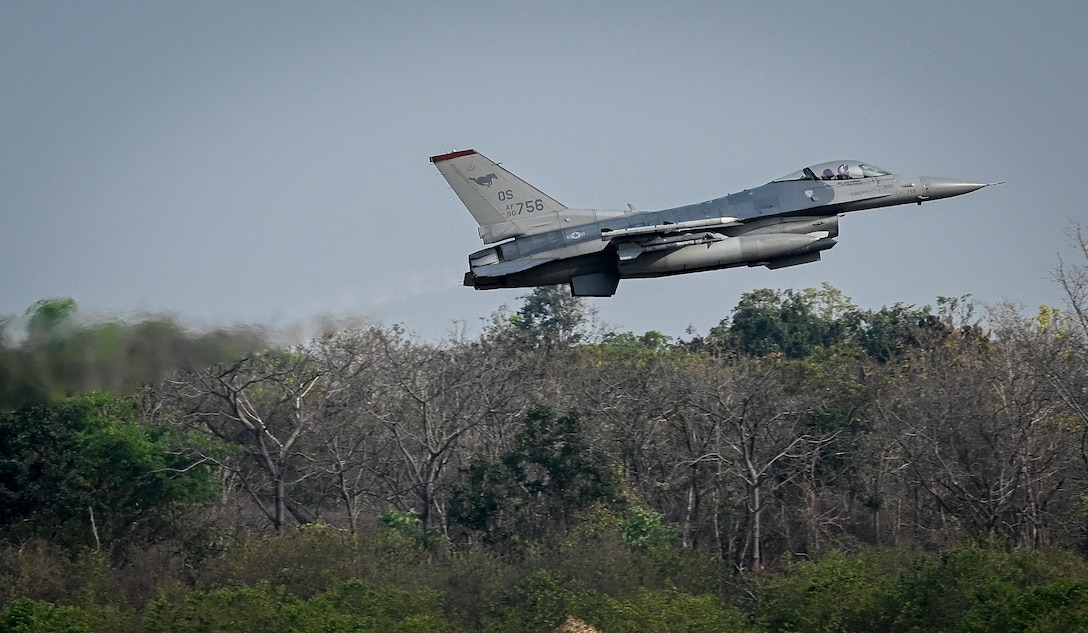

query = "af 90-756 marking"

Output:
[[504, 199, 545, 217]]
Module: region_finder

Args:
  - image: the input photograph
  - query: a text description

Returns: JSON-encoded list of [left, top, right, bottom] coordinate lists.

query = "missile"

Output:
[[601, 216, 741, 240]]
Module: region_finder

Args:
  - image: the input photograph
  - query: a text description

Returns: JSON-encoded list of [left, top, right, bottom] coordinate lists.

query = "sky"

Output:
[[3, 2, 1086, 342]]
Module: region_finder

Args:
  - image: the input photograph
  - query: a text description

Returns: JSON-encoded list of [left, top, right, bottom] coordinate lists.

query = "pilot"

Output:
[[821, 168, 835, 180]]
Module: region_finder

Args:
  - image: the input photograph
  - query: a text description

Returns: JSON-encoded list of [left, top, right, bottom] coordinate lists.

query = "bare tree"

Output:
[[305, 327, 391, 533], [359, 327, 526, 532], [873, 315, 1076, 548], [567, 344, 688, 540], [163, 349, 326, 532], [682, 356, 833, 570], [1048, 223, 1088, 465], [1053, 223, 1088, 341]]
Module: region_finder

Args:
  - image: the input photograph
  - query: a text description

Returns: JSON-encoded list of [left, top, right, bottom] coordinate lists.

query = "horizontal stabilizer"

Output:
[[472, 257, 556, 278]]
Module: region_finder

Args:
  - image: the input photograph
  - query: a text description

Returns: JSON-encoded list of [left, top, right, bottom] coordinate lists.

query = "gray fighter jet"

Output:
[[430, 149, 999, 296]]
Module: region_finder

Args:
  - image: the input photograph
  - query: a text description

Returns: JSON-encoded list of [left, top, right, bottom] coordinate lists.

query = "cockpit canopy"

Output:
[[773, 161, 891, 182]]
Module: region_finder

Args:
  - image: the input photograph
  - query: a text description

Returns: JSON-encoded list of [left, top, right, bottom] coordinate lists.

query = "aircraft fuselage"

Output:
[[430, 152, 997, 297]]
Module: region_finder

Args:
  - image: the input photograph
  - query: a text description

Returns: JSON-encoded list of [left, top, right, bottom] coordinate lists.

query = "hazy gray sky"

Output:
[[3, 2, 1086, 340]]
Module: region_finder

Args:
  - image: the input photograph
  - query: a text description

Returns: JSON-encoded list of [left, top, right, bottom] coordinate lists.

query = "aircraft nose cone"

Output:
[[920, 177, 993, 201]]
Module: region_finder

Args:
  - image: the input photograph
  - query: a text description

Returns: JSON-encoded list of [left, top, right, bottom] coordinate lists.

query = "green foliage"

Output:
[[707, 286, 850, 358], [25, 298, 79, 344], [757, 547, 1088, 633], [597, 330, 673, 352], [584, 330, 679, 371], [591, 590, 751, 633], [499, 569, 591, 632], [0, 299, 267, 411], [888, 547, 1084, 633], [621, 507, 678, 549], [0, 598, 92, 633], [0, 393, 216, 548], [447, 458, 523, 542], [6, 536, 1088, 633], [506, 285, 595, 349], [4, 277, 1088, 631], [487, 569, 750, 633], [848, 303, 931, 361], [196, 525, 359, 598], [547, 506, 725, 600], [1003, 580, 1088, 633], [193, 523, 464, 602], [380, 510, 450, 552], [701, 284, 931, 361], [0, 542, 129, 610], [759, 549, 906, 632], [449, 406, 619, 546], [507, 407, 616, 506], [142, 580, 463, 633]]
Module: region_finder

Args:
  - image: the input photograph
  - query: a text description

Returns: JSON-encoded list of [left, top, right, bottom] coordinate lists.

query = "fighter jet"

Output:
[[430, 149, 999, 297]]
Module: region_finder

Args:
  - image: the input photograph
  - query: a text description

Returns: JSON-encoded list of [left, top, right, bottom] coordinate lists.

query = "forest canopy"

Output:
[[2, 226, 1087, 632]]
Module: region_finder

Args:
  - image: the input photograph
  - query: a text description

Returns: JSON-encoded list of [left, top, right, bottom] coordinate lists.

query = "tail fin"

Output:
[[430, 149, 568, 243]]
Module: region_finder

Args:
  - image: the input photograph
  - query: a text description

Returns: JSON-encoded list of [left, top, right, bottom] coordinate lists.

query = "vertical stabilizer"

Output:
[[430, 149, 568, 243]]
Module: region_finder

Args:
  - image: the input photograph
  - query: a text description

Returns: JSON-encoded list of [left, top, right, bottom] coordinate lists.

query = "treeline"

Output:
[[2, 228, 1088, 631], [5, 533, 1088, 632], [0, 298, 267, 410]]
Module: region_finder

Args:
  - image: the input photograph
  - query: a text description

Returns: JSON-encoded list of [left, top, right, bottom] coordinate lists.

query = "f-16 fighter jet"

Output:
[[430, 149, 999, 296]]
